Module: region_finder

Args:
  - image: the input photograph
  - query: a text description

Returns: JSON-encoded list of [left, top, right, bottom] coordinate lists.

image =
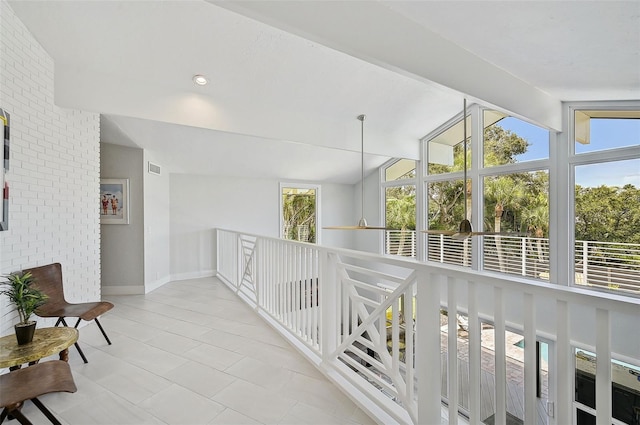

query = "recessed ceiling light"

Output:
[[192, 74, 207, 86]]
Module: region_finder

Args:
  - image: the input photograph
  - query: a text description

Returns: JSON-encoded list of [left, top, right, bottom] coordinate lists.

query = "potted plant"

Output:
[[0, 271, 48, 344]]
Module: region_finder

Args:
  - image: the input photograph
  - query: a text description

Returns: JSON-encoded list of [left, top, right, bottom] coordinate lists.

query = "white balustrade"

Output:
[[215, 228, 640, 425]]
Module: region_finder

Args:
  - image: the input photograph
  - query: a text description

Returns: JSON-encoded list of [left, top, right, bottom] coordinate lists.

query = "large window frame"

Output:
[[377, 100, 640, 297], [380, 159, 417, 258], [565, 102, 640, 295], [421, 103, 552, 277]]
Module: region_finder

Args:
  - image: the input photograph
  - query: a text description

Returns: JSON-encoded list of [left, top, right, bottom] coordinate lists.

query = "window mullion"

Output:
[[471, 104, 482, 271]]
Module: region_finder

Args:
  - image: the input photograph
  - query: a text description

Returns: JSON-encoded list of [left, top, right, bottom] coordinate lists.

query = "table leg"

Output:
[[59, 348, 69, 362]]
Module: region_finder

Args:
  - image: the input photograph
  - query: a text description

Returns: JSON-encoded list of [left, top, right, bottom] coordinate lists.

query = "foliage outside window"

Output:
[[572, 109, 640, 295], [281, 186, 317, 243], [383, 160, 416, 257], [483, 111, 550, 166], [482, 111, 550, 278], [424, 105, 551, 276]]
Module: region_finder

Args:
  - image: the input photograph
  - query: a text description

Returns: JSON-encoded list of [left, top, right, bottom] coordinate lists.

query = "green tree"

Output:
[[575, 184, 640, 244], [386, 185, 416, 255], [428, 125, 534, 232], [282, 192, 316, 243]]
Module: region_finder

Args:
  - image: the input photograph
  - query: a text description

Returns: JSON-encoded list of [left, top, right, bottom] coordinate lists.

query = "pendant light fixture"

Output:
[[324, 114, 385, 230]]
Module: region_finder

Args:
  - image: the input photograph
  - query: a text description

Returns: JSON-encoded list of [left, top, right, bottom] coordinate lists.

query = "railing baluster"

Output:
[[494, 287, 506, 424], [467, 281, 481, 425], [596, 308, 612, 425], [556, 299, 572, 425], [417, 270, 442, 423], [523, 293, 536, 425], [447, 277, 458, 424]]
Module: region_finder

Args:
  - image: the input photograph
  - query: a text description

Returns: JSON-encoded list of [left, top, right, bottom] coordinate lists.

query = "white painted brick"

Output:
[[0, 0, 101, 335]]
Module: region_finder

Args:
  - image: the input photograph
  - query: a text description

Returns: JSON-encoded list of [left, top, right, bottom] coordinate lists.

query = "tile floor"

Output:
[[16, 277, 377, 425]]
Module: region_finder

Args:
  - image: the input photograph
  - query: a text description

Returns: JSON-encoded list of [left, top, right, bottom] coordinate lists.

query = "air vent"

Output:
[[148, 162, 161, 175]]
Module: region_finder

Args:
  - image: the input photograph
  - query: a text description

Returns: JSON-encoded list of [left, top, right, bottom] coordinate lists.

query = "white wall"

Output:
[[0, 1, 101, 334], [319, 183, 356, 249], [170, 174, 354, 279], [353, 171, 383, 253], [100, 143, 144, 293], [143, 150, 170, 291]]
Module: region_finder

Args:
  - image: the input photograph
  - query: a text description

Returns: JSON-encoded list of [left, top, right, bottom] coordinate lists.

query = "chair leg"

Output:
[[0, 407, 8, 424], [4, 408, 32, 425], [94, 318, 112, 345], [31, 398, 62, 425], [73, 342, 88, 364]]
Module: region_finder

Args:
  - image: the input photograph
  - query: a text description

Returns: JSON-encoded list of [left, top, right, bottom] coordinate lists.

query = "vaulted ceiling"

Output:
[[8, 1, 640, 184]]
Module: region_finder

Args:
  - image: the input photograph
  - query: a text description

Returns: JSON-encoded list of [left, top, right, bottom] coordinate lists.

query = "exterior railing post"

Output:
[[412, 231, 416, 258], [583, 240, 589, 283], [521, 237, 527, 276]]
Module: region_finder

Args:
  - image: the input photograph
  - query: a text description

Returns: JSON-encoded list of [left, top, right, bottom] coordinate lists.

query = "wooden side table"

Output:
[[0, 327, 79, 370]]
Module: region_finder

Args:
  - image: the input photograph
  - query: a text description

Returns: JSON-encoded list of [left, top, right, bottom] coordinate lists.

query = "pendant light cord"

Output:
[[463, 99, 468, 221], [358, 114, 366, 224]]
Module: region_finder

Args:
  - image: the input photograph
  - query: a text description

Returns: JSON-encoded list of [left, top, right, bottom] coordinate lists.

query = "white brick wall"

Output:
[[0, 1, 101, 335]]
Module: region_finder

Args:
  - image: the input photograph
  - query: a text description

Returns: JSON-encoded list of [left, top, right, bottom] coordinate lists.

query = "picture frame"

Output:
[[0, 108, 9, 231], [100, 178, 129, 224]]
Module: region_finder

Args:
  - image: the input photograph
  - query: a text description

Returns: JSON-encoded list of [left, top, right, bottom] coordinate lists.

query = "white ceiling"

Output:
[[8, 1, 640, 184]]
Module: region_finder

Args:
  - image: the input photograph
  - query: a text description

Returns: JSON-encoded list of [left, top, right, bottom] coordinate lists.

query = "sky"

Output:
[[499, 117, 640, 188]]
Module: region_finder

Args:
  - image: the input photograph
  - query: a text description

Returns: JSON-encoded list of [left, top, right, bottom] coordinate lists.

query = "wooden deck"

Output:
[[440, 342, 550, 425]]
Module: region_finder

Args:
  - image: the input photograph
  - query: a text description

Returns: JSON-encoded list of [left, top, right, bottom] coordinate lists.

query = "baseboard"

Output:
[[145, 275, 171, 293], [102, 285, 145, 295], [170, 269, 215, 282]]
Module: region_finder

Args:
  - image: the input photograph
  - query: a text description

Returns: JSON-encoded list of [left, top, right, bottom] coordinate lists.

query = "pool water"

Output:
[[514, 339, 549, 362]]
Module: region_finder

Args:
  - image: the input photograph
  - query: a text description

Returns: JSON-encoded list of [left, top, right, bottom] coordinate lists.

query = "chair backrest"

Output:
[[23, 262, 68, 315]]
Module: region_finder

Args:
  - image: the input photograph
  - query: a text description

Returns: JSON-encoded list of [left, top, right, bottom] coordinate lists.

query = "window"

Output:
[[574, 111, 640, 154], [574, 348, 640, 424], [571, 108, 640, 295], [427, 115, 471, 175], [423, 104, 551, 276], [280, 184, 319, 244], [483, 110, 550, 166], [425, 111, 473, 267], [482, 110, 550, 278], [382, 159, 416, 257]]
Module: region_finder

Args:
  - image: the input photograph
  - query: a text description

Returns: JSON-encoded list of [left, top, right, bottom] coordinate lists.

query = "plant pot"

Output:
[[15, 321, 36, 345]]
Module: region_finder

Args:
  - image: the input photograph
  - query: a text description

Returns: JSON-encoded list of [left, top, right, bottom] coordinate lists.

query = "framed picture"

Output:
[[100, 178, 129, 224], [0, 108, 9, 231]]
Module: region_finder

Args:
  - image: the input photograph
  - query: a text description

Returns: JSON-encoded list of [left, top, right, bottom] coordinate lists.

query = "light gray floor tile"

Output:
[[138, 384, 226, 424], [212, 380, 297, 424], [182, 341, 245, 371], [279, 372, 359, 418], [162, 360, 236, 398], [224, 356, 295, 391], [60, 392, 165, 424], [23, 277, 376, 425], [209, 407, 263, 425]]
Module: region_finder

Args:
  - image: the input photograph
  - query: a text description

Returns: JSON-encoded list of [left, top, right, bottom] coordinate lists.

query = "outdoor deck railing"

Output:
[[391, 230, 640, 295], [215, 228, 640, 425]]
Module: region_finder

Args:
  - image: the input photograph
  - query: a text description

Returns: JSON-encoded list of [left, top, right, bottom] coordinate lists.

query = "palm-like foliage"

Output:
[[0, 271, 48, 324]]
